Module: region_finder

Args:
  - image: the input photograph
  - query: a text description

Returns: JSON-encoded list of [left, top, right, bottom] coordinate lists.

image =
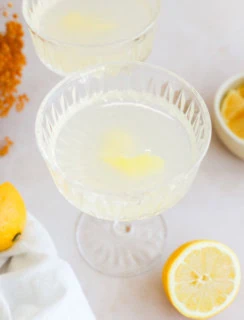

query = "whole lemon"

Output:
[[0, 182, 27, 251]]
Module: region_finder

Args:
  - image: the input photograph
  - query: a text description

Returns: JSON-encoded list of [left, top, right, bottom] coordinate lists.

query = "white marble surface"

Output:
[[1, 0, 244, 319]]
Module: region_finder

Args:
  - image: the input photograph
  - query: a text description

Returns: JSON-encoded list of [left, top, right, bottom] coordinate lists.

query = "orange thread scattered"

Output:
[[0, 2, 28, 156], [16, 94, 29, 112], [0, 19, 28, 117], [0, 137, 13, 157]]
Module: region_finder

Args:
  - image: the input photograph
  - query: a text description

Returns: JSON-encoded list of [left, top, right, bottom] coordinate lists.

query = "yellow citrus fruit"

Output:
[[228, 109, 244, 139], [0, 182, 27, 251], [163, 240, 241, 319], [238, 84, 244, 98], [221, 90, 244, 121]]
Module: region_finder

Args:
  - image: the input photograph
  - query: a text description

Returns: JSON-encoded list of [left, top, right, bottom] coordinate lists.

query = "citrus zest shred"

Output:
[[0, 2, 28, 156], [0, 137, 13, 157]]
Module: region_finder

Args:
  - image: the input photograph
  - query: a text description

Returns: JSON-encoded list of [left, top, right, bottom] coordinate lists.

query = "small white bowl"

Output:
[[213, 74, 244, 160]]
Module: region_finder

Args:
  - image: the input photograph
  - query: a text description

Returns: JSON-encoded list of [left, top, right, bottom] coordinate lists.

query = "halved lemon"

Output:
[[163, 240, 241, 319], [221, 90, 244, 121]]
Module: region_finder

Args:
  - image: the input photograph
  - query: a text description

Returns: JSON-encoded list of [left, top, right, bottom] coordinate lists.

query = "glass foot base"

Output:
[[76, 214, 167, 277]]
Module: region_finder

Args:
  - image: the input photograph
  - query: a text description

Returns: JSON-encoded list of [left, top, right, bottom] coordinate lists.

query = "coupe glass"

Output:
[[35, 62, 212, 277], [22, 0, 161, 76]]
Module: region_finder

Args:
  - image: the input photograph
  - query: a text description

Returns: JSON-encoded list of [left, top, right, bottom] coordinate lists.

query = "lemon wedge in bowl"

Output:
[[221, 88, 244, 140], [163, 240, 241, 319], [238, 84, 244, 98], [221, 89, 244, 121]]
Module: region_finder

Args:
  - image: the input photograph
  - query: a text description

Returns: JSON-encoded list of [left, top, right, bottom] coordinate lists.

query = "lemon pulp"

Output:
[[101, 129, 164, 178], [163, 240, 241, 319]]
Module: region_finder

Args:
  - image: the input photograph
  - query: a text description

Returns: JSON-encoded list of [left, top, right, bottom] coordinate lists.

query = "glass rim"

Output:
[[22, 0, 161, 48], [35, 62, 212, 195]]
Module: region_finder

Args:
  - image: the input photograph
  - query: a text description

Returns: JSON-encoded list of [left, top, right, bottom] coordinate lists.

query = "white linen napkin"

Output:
[[0, 214, 96, 320]]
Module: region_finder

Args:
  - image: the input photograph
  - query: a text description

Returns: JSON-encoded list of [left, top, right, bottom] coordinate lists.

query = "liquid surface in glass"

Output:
[[51, 91, 196, 195], [38, 0, 152, 45]]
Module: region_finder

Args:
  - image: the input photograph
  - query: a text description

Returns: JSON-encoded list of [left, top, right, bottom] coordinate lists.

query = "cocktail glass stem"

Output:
[[76, 214, 167, 277]]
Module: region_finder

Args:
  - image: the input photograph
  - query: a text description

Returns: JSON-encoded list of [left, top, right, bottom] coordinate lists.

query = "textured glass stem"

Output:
[[76, 214, 167, 276]]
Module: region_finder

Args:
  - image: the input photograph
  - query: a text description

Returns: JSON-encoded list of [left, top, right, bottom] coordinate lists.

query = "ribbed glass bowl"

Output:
[[36, 62, 211, 221], [23, 0, 161, 76], [36, 62, 211, 277]]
